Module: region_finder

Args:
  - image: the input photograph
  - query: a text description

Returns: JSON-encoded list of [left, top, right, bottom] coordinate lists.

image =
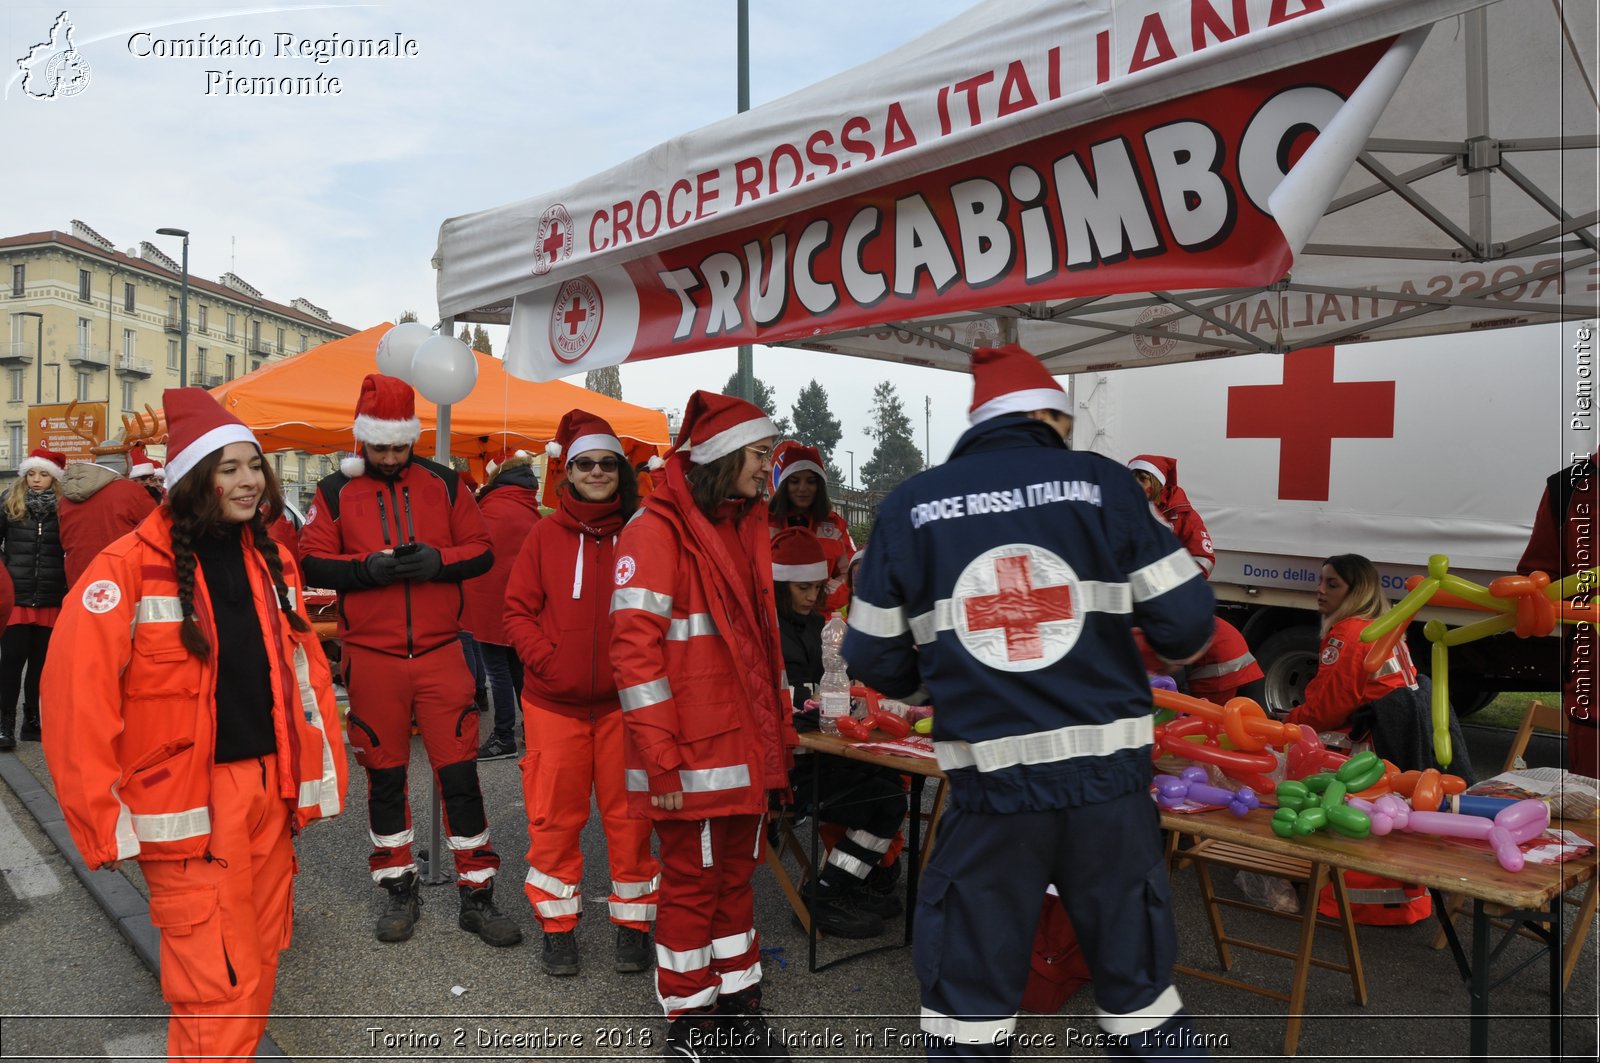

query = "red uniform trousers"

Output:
[[343, 640, 500, 888], [142, 755, 295, 1063], [519, 701, 660, 932], [653, 815, 765, 1017]]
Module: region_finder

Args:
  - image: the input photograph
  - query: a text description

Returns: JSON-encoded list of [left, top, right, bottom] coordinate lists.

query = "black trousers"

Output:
[[1, 623, 53, 727]]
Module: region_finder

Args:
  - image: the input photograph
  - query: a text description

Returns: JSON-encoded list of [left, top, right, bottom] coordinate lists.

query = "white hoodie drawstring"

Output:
[[572, 536, 584, 599]]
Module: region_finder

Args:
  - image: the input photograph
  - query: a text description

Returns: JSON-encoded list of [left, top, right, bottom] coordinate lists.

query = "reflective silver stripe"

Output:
[[920, 1008, 1017, 1044], [827, 848, 874, 878], [1128, 548, 1202, 602], [680, 765, 750, 793], [659, 986, 719, 1013], [134, 595, 184, 625], [293, 645, 342, 817], [1194, 554, 1215, 574], [657, 943, 712, 973], [447, 830, 490, 850], [1098, 984, 1183, 1036], [911, 582, 1133, 644], [1372, 657, 1403, 679], [610, 587, 673, 617], [845, 828, 893, 853], [370, 828, 414, 849], [1346, 887, 1415, 904], [847, 599, 908, 638], [619, 678, 673, 712], [1188, 652, 1258, 680], [372, 863, 416, 883], [666, 614, 719, 641], [612, 875, 660, 899], [459, 867, 496, 885], [625, 769, 649, 791], [710, 929, 755, 957], [130, 806, 209, 842], [609, 901, 656, 922], [936, 716, 1152, 773], [526, 866, 578, 898], [114, 804, 138, 861], [718, 961, 762, 995], [537, 897, 584, 917]]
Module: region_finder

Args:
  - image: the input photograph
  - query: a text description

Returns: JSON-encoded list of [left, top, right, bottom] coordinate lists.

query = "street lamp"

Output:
[[17, 311, 43, 404], [846, 449, 854, 491], [155, 228, 189, 386]]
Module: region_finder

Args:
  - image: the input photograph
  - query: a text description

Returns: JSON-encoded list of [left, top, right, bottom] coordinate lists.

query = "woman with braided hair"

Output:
[[41, 388, 345, 1063]]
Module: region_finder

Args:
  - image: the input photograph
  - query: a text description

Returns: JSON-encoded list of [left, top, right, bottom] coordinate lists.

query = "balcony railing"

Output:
[[164, 314, 182, 333], [67, 344, 111, 368], [115, 354, 154, 377], [1, 342, 35, 365], [248, 339, 277, 357], [189, 372, 225, 388]]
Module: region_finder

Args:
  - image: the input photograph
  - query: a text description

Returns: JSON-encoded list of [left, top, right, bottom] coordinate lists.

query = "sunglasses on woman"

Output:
[[569, 457, 621, 473]]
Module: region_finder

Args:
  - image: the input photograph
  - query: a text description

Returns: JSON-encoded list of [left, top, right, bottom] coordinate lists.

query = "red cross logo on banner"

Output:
[[954, 545, 1083, 672], [1225, 347, 1395, 501], [532, 203, 574, 276]]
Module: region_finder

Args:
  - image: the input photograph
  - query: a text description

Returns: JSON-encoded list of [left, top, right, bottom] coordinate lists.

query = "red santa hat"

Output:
[[772, 441, 826, 491], [342, 373, 421, 477], [770, 527, 828, 583], [674, 390, 777, 465], [162, 387, 259, 488], [968, 344, 1071, 424], [127, 443, 157, 479], [545, 409, 624, 463], [485, 447, 531, 480], [1127, 453, 1175, 489], [17, 447, 68, 482]]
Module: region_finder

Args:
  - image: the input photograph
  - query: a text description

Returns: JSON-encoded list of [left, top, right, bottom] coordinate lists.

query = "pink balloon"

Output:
[[1408, 811, 1490, 840], [1493, 799, 1549, 841], [1487, 825, 1525, 873]]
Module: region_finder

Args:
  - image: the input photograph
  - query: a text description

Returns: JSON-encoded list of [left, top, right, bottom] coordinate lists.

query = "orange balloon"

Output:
[[1363, 622, 1406, 674]]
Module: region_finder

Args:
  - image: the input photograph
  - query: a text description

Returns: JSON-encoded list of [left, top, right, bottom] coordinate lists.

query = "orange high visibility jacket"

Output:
[[41, 511, 346, 870]]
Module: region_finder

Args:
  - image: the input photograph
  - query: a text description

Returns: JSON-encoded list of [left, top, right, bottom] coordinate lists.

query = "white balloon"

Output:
[[410, 335, 478, 405], [375, 322, 432, 381]]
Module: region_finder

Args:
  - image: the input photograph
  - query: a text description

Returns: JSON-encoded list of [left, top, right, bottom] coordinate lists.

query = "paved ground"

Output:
[[1, 708, 1595, 1061]]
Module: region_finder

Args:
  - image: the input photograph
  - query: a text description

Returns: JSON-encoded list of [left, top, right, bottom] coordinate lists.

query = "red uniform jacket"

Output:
[[41, 511, 346, 869], [464, 479, 543, 646], [1186, 616, 1264, 702], [503, 501, 620, 717], [610, 455, 795, 820], [1131, 454, 1215, 578], [297, 456, 492, 657], [1286, 616, 1417, 733], [57, 463, 158, 592], [769, 509, 856, 613]]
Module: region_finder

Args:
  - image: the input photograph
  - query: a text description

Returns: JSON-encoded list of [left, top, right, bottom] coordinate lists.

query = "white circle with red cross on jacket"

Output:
[[952, 544, 1083, 672]]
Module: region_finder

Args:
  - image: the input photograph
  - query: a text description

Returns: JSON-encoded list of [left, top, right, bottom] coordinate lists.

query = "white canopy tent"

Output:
[[435, 0, 1597, 378]]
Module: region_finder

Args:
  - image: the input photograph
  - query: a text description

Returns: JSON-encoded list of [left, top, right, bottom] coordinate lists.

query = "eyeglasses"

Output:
[[569, 457, 621, 473], [744, 445, 776, 466]]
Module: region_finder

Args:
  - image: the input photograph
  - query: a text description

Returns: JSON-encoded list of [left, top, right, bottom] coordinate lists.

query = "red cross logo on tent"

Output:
[[1225, 347, 1394, 501], [954, 545, 1083, 672], [548, 277, 604, 363], [532, 203, 574, 276]]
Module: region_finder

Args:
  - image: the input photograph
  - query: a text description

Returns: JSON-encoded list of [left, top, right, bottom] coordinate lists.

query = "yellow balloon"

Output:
[[1441, 612, 1518, 646], [1362, 577, 1438, 642], [1431, 640, 1453, 768], [1438, 574, 1510, 613], [1548, 567, 1600, 601]]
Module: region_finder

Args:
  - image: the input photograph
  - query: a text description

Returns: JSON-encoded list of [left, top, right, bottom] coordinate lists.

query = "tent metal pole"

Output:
[[735, 0, 755, 403], [1464, 6, 1492, 256]]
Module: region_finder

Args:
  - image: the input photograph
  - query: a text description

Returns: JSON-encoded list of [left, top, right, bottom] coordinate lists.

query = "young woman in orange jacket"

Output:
[[41, 389, 345, 1063]]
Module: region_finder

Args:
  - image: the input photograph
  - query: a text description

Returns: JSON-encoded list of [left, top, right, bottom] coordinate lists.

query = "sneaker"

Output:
[[477, 735, 517, 761], [542, 930, 580, 976], [849, 882, 903, 919], [375, 871, 421, 943], [458, 882, 524, 947], [794, 887, 884, 939], [615, 925, 652, 973], [662, 1009, 727, 1060], [717, 988, 791, 1062]]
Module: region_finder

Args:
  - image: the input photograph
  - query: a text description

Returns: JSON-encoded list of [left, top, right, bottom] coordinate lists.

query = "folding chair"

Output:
[[764, 806, 816, 934], [1429, 700, 1598, 991]]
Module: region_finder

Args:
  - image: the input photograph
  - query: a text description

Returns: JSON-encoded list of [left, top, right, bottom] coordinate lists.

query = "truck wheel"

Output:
[[1256, 626, 1321, 716]]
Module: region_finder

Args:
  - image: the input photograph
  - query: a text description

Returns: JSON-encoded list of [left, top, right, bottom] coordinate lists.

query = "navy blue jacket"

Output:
[[843, 416, 1213, 813]]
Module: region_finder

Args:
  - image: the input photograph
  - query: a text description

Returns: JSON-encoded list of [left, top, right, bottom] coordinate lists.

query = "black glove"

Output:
[[393, 543, 443, 582], [362, 551, 400, 586]]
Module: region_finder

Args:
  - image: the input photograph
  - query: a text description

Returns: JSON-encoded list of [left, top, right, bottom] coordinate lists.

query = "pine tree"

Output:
[[585, 365, 624, 399], [721, 371, 791, 436], [790, 379, 848, 486], [472, 325, 493, 356], [859, 381, 923, 493], [398, 309, 418, 323], [458, 325, 472, 344]]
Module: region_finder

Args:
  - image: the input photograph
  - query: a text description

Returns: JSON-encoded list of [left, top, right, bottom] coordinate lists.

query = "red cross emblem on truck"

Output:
[[955, 545, 1083, 672]]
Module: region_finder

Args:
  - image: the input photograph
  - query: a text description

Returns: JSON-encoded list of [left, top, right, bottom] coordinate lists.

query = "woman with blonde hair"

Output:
[[0, 447, 68, 748]]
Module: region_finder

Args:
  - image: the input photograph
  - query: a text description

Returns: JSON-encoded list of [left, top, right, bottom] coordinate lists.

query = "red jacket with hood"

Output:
[[464, 466, 543, 646], [57, 462, 158, 592], [610, 454, 795, 820], [1130, 453, 1215, 579]]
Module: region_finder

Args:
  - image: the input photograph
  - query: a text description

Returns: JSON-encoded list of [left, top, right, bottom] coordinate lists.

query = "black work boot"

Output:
[[458, 881, 523, 947], [717, 987, 791, 1061], [614, 925, 652, 973], [0, 710, 16, 752], [542, 929, 580, 975], [794, 880, 884, 939], [662, 1007, 726, 1060], [18, 713, 40, 742], [375, 871, 421, 943]]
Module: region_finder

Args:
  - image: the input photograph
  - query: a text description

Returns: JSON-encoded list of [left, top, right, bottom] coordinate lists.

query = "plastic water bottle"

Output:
[[819, 616, 850, 734]]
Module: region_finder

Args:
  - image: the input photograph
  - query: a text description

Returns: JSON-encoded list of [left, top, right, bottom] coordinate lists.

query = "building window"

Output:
[[276, 327, 285, 354], [123, 282, 135, 313], [299, 333, 308, 353], [122, 329, 136, 358], [226, 313, 236, 340], [10, 265, 23, 297], [78, 269, 92, 302], [167, 295, 178, 326], [8, 425, 23, 465], [297, 455, 307, 483], [8, 369, 22, 403], [195, 305, 206, 334], [77, 317, 91, 354], [196, 346, 208, 384], [251, 321, 261, 353], [225, 354, 236, 380], [274, 453, 284, 479], [167, 339, 178, 370], [251, 359, 262, 373], [121, 379, 135, 412], [77, 370, 92, 402]]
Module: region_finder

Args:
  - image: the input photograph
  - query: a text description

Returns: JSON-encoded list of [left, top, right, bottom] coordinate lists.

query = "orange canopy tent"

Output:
[[181, 324, 670, 469]]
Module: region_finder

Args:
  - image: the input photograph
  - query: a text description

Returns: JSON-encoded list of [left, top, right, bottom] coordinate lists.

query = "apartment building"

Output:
[[2, 220, 358, 502]]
